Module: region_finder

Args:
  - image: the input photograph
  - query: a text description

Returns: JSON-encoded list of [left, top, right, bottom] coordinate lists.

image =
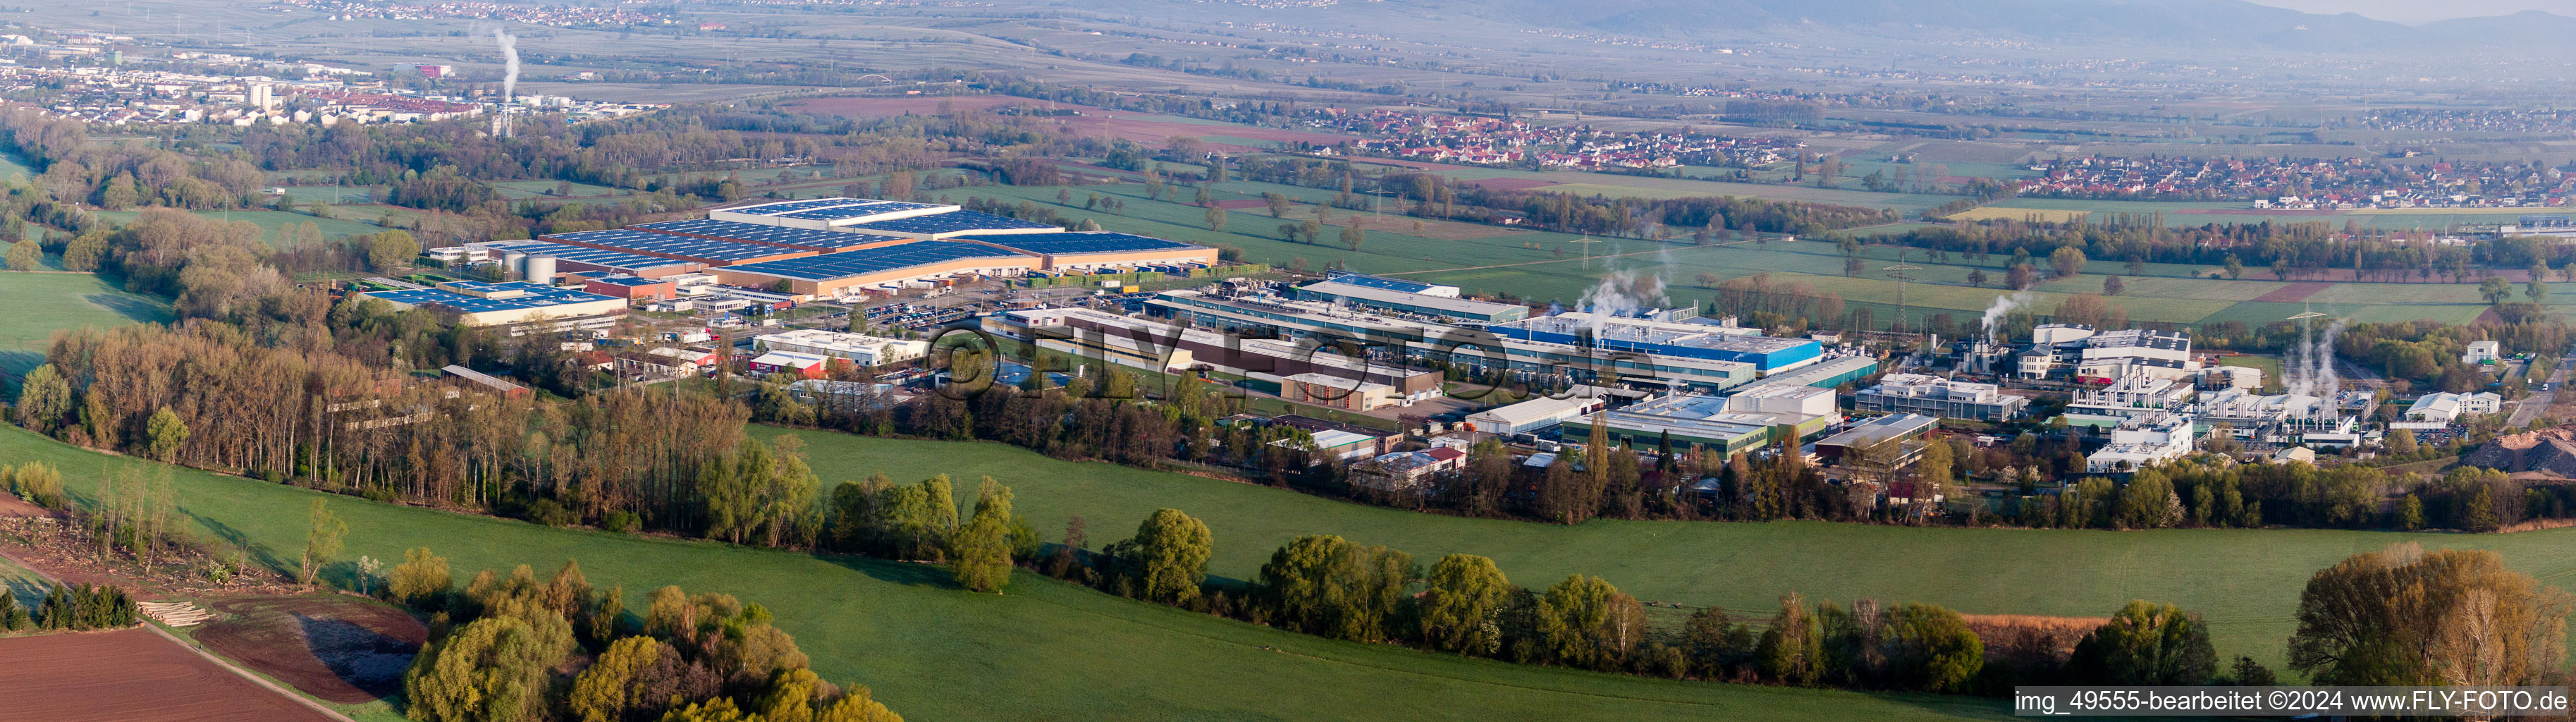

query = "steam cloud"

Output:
[[493, 28, 520, 102], [1980, 291, 2033, 344], [1577, 269, 1668, 327], [2286, 317, 2349, 407]]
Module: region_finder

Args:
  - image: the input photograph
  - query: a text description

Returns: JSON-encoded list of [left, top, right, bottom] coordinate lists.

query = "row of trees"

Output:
[[2007, 450, 2576, 532], [391, 553, 902, 722], [1026, 506, 2274, 695], [18, 319, 761, 540], [0, 582, 138, 632]]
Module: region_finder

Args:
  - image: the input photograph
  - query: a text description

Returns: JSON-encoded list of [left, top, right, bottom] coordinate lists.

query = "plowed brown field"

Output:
[[0, 627, 338, 722]]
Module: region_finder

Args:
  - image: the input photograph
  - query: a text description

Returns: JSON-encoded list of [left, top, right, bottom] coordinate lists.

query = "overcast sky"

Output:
[[2246, 0, 2575, 23]]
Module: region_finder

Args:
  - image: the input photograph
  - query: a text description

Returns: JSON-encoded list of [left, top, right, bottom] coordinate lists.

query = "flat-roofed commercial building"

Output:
[[362, 281, 628, 326], [754, 329, 931, 367], [1464, 390, 1609, 435], [1561, 391, 1834, 455], [1853, 373, 2028, 422], [1311, 273, 1461, 298], [988, 308, 1445, 404], [711, 241, 1036, 297], [1488, 312, 1822, 374], [582, 275, 677, 301], [472, 240, 706, 279], [708, 197, 959, 231], [947, 231, 1218, 271], [1813, 413, 1939, 462], [626, 219, 909, 253], [1148, 290, 1760, 391], [1729, 353, 1881, 393], [540, 228, 819, 266], [1291, 276, 1528, 324], [709, 197, 1062, 239]]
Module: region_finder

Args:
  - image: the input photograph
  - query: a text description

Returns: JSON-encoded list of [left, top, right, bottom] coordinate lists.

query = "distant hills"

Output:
[[1401, 0, 2576, 54]]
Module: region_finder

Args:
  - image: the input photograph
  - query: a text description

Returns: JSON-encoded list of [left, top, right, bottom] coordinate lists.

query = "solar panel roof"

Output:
[[364, 283, 621, 314], [589, 275, 668, 288], [720, 241, 1027, 282], [949, 231, 1201, 256], [479, 241, 697, 271], [546, 229, 800, 262], [842, 211, 1056, 235], [773, 200, 944, 221], [629, 219, 898, 251], [726, 198, 878, 216]]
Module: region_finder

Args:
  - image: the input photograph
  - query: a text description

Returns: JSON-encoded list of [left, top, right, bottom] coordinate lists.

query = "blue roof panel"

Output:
[[482, 241, 696, 272], [364, 282, 622, 314], [842, 211, 1055, 235], [629, 219, 897, 251], [546, 229, 800, 262]]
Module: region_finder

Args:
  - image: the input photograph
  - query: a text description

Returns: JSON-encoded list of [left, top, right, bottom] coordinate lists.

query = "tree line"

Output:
[[0, 581, 138, 633], [386, 552, 902, 722]]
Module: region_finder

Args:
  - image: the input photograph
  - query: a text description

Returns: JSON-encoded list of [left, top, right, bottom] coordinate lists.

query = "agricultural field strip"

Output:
[[0, 426, 2020, 721]]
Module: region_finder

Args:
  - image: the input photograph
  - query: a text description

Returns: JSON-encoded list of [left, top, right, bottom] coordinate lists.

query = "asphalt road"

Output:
[[2507, 351, 2574, 428]]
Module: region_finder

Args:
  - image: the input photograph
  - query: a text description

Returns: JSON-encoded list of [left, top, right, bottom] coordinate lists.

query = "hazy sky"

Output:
[[2246, 0, 2575, 23]]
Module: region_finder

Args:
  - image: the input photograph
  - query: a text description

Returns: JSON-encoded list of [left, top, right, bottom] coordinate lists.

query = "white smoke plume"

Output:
[[493, 28, 520, 102], [1980, 292, 2033, 344], [2286, 317, 2349, 405], [1578, 269, 1668, 328], [2316, 319, 2348, 403]]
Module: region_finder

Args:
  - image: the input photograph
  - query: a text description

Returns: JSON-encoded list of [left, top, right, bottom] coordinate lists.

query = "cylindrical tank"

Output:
[[524, 255, 558, 284], [502, 250, 529, 279]]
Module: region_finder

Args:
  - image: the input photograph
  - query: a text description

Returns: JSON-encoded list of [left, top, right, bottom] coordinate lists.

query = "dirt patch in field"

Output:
[[0, 626, 340, 722], [1962, 613, 2105, 661], [0, 491, 49, 518], [2250, 282, 2337, 303], [193, 595, 425, 704]]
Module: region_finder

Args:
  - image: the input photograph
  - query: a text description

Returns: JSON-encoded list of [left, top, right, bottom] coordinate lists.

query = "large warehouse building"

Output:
[[948, 231, 1219, 271], [625, 219, 908, 253], [710, 241, 1037, 296], [1292, 274, 1528, 324], [362, 281, 629, 326], [437, 197, 1214, 299], [708, 197, 1058, 240], [1489, 312, 1822, 374], [472, 240, 706, 279], [540, 228, 818, 267]]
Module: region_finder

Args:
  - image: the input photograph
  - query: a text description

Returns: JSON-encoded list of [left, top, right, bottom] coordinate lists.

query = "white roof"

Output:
[[1306, 429, 1376, 448], [750, 350, 830, 368], [1468, 392, 1603, 425]]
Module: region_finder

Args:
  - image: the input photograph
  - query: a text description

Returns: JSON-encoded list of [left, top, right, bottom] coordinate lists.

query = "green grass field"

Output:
[[0, 547, 46, 612], [490, 180, 633, 199], [757, 429, 2576, 676], [0, 272, 171, 387], [93, 209, 386, 245], [0, 426, 2025, 721], [971, 180, 2552, 329]]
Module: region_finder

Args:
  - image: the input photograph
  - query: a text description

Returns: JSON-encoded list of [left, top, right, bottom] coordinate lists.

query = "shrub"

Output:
[[388, 547, 454, 610]]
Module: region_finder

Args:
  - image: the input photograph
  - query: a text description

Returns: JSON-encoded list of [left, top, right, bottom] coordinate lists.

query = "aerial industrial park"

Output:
[[10, 0, 2576, 720]]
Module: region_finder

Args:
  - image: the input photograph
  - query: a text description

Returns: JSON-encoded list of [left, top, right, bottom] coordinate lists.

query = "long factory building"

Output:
[[1144, 288, 1829, 391], [441, 197, 1218, 298]]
